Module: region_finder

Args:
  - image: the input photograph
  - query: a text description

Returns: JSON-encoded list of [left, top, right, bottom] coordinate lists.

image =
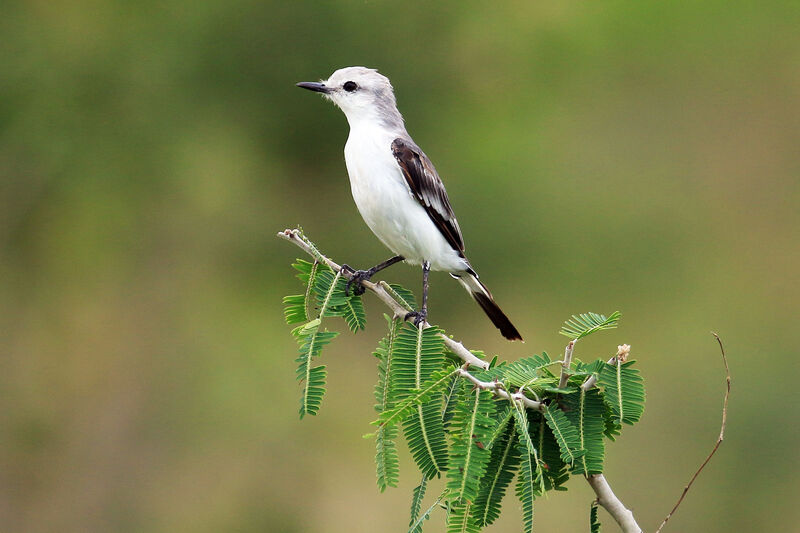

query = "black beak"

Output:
[[296, 81, 330, 94]]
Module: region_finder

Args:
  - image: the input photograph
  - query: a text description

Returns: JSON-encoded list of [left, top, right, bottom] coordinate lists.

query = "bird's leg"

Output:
[[405, 261, 430, 326], [341, 255, 404, 297]]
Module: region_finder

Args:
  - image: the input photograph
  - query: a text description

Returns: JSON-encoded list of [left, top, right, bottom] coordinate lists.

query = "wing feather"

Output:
[[391, 138, 465, 254]]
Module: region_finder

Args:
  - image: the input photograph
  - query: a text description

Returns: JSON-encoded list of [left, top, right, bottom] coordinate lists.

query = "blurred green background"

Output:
[[1, 1, 798, 532]]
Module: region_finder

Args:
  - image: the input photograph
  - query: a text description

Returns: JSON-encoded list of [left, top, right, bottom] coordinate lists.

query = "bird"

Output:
[[296, 66, 522, 341]]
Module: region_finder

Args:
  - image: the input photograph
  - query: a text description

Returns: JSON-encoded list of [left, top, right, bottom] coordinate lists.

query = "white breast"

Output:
[[343, 125, 468, 273]]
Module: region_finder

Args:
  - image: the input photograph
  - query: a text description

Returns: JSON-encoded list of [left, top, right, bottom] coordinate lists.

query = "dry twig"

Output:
[[654, 332, 731, 533]]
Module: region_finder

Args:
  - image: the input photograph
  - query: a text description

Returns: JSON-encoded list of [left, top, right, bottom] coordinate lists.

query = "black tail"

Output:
[[454, 271, 523, 341]]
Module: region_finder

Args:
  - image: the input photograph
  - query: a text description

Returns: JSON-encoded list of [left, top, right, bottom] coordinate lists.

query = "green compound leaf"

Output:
[[341, 292, 366, 332], [404, 399, 449, 478], [446, 386, 495, 502], [496, 352, 558, 389], [598, 360, 645, 426], [563, 387, 606, 475], [472, 416, 520, 527], [485, 406, 514, 450], [535, 413, 569, 491], [513, 403, 545, 533], [408, 475, 427, 533], [374, 316, 402, 491], [393, 324, 446, 398], [590, 500, 602, 532], [441, 369, 462, 430], [543, 403, 584, 465], [312, 269, 349, 317], [294, 329, 338, 418], [284, 259, 324, 324], [446, 500, 480, 533], [375, 423, 399, 491], [283, 294, 307, 325], [559, 311, 620, 340], [408, 488, 449, 533], [375, 367, 456, 428], [385, 282, 417, 311]]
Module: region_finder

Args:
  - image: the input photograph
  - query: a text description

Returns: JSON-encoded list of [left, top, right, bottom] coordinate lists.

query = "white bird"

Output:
[[297, 66, 522, 340]]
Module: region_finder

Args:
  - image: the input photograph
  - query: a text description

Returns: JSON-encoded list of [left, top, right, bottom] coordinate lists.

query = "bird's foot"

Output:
[[341, 264, 373, 297], [404, 309, 428, 327]]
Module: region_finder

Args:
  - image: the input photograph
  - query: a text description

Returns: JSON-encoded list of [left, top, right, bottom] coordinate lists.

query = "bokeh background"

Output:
[[2, 1, 798, 532]]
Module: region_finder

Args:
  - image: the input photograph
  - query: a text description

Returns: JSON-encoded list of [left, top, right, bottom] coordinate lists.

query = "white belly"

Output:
[[343, 128, 467, 272]]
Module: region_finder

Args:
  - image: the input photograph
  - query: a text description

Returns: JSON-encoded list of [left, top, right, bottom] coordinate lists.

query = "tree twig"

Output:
[[653, 332, 731, 533], [279, 228, 489, 370], [586, 474, 643, 533], [457, 367, 543, 411], [581, 344, 630, 391], [558, 339, 576, 389]]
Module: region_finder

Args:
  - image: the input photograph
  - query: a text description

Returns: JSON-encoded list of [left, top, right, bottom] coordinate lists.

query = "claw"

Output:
[[341, 264, 371, 297], [404, 309, 428, 327]]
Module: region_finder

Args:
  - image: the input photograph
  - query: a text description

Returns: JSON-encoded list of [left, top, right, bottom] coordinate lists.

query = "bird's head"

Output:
[[296, 66, 402, 128]]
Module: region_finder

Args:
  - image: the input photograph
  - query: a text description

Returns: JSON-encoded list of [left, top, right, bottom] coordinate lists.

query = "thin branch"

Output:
[[581, 344, 630, 391], [558, 339, 576, 388], [457, 368, 543, 411], [586, 474, 643, 533], [654, 332, 731, 533], [278, 228, 489, 370]]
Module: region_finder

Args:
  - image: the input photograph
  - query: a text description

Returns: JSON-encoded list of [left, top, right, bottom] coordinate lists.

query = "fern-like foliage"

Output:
[[534, 413, 569, 491], [472, 416, 520, 527], [441, 369, 462, 430], [409, 488, 449, 533], [446, 386, 495, 502], [375, 423, 399, 491], [408, 475, 427, 533], [590, 500, 602, 532], [293, 328, 338, 418], [386, 323, 450, 477], [375, 367, 456, 428], [563, 387, 606, 475], [394, 324, 446, 396], [341, 293, 366, 332], [404, 400, 450, 478], [285, 256, 369, 417], [602, 401, 622, 441], [496, 352, 558, 389], [543, 404, 584, 465], [374, 315, 402, 491], [559, 311, 621, 340], [283, 294, 307, 325], [446, 501, 480, 533], [484, 406, 513, 450], [384, 282, 417, 311], [513, 403, 545, 533], [283, 259, 320, 324], [319, 270, 367, 331], [598, 360, 645, 426]]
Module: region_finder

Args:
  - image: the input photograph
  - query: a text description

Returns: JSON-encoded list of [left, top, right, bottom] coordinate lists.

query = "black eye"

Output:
[[343, 81, 358, 92]]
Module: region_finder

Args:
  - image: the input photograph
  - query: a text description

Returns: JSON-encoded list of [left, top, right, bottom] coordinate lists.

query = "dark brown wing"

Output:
[[391, 138, 465, 254]]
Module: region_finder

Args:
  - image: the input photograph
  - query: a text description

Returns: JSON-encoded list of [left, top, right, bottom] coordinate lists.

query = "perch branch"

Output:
[[586, 474, 643, 533], [653, 332, 730, 533], [457, 367, 543, 411], [558, 339, 576, 388], [279, 228, 489, 370]]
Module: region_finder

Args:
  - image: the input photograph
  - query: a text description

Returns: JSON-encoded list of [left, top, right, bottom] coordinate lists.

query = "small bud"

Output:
[[617, 344, 631, 363]]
